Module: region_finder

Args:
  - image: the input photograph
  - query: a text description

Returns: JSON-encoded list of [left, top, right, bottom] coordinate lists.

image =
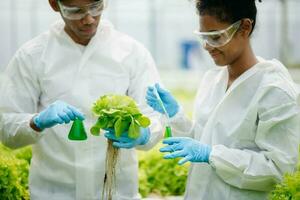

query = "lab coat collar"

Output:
[[48, 19, 114, 41], [225, 57, 273, 94], [224, 56, 296, 101], [41, 19, 114, 64]]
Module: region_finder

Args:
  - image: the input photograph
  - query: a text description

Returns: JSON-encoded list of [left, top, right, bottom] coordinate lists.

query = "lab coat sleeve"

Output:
[[209, 88, 300, 192], [125, 45, 163, 150], [0, 49, 42, 149], [166, 84, 204, 138], [166, 108, 194, 138]]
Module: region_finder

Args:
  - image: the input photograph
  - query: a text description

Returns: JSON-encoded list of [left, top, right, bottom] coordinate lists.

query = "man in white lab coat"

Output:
[[0, 0, 162, 199]]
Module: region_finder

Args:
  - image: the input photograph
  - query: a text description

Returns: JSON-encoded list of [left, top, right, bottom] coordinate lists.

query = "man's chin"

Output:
[[79, 29, 97, 38]]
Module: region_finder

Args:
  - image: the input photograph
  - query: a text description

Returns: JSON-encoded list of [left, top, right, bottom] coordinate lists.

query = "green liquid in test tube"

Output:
[[164, 126, 172, 138], [153, 87, 173, 138]]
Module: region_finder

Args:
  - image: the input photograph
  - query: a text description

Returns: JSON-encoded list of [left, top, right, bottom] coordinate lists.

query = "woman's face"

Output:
[[199, 15, 247, 66]]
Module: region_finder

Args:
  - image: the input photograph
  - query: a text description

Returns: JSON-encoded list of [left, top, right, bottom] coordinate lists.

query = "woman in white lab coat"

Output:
[[0, 0, 162, 199], [146, 0, 300, 199]]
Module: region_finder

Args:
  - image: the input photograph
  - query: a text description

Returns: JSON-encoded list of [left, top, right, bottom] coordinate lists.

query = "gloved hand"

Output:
[[33, 100, 85, 130], [104, 128, 150, 149], [146, 83, 179, 118], [160, 137, 211, 165]]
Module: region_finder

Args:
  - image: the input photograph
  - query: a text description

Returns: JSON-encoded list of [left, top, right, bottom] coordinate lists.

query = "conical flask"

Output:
[[68, 119, 87, 141]]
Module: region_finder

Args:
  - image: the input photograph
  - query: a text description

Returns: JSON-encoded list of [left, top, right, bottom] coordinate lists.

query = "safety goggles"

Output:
[[194, 20, 241, 48], [57, 0, 105, 20]]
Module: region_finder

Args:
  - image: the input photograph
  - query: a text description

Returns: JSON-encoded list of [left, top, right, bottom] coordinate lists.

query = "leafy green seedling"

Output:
[[91, 95, 151, 200]]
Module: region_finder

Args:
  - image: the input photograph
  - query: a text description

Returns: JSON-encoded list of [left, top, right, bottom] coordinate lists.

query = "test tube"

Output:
[[164, 126, 172, 138]]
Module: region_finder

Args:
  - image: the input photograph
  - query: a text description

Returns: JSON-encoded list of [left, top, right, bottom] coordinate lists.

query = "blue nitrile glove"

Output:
[[160, 137, 211, 165], [146, 83, 179, 118], [33, 100, 85, 130], [104, 128, 150, 149]]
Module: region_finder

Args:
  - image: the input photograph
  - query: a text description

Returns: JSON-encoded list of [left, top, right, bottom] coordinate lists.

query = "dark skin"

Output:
[[199, 15, 258, 89], [48, 0, 101, 45], [30, 0, 101, 131]]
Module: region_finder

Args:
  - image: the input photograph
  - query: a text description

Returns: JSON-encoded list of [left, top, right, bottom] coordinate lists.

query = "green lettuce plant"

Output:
[[90, 95, 150, 200], [269, 171, 300, 200], [138, 145, 188, 197], [91, 95, 150, 138], [0, 144, 31, 200]]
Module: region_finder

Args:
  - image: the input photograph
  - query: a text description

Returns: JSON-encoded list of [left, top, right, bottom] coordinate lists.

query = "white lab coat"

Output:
[[0, 20, 162, 200], [168, 58, 300, 200]]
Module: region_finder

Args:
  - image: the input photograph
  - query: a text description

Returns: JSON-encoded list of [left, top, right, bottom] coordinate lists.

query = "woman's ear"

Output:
[[49, 0, 60, 12], [239, 19, 253, 38]]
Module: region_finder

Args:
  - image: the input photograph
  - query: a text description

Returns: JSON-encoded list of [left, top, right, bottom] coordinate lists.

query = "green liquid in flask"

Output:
[[68, 119, 87, 141]]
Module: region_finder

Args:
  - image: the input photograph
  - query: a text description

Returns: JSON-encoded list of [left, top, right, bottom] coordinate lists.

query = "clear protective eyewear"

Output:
[[57, 0, 105, 20], [194, 20, 241, 48]]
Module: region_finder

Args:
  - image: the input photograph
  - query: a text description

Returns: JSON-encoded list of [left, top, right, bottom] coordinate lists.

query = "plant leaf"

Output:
[[114, 118, 129, 138], [124, 107, 140, 115], [136, 116, 151, 128], [90, 125, 101, 136], [91, 95, 151, 138], [128, 120, 140, 139], [98, 117, 109, 129]]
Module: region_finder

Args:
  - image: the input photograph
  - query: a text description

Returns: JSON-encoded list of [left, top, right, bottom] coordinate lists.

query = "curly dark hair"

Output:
[[195, 0, 262, 35]]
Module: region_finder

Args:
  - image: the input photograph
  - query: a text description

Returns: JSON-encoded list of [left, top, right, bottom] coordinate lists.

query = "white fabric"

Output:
[[0, 19, 163, 200], [170, 58, 300, 200], [76, 43, 86, 53]]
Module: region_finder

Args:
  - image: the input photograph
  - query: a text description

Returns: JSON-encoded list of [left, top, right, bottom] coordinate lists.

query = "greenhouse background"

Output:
[[1, 0, 299, 122], [1, 0, 300, 72], [0, 0, 300, 199]]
